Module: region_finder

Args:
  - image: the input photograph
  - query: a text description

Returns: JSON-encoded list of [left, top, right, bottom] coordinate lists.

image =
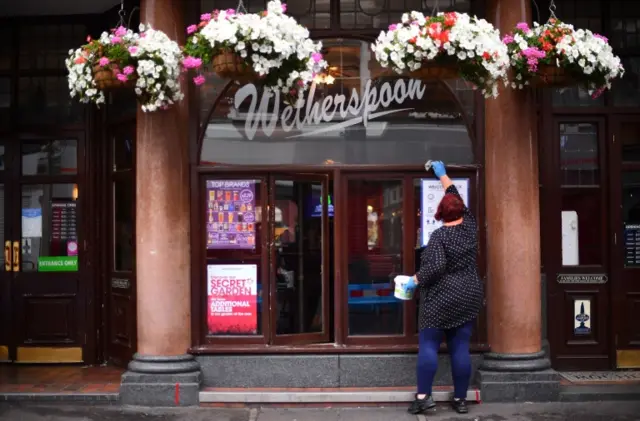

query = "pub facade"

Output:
[[0, 0, 638, 406]]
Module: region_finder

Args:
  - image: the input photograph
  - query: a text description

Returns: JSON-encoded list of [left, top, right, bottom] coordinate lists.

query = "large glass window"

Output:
[[347, 179, 403, 336], [199, 39, 475, 166], [111, 127, 135, 273], [559, 123, 603, 266]]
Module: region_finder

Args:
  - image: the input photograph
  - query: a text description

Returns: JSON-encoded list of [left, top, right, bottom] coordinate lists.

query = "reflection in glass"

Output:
[[552, 86, 604, 107], [559, 123, 599, 186], [0, 184, 4, 271], [612, 57, 640, 107], [274, 179, 325, 335], [200, 0, 329, 29], [206, 180, 263, 335], [21, 139, 77, 176], [347, 179, 403, 335], [561, 189, 602, 266], [619, 121, 640, 162], [18, 77, 84, 124], [200, 39, 474, 166], [21, 184, 79, 272], [113, 131, 134, 172], [0, 78, 9, 129], [113, 180, 134, 272], [623, 172, 640, 268]]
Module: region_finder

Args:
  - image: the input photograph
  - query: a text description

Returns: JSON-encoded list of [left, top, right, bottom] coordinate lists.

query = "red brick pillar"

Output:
[[120, 0, 200, 407]]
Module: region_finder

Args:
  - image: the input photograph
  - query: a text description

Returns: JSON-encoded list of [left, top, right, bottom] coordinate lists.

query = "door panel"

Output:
[[106, 124, 137, 366], [270, 175, 330, 345], [4, 133, 88, 363], [611, 118, 640, 368]]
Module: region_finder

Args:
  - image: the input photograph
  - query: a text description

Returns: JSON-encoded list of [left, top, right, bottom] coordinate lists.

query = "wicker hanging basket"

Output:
[[93, 65, 136, 91], [212, 50, 256, 83], [409, 62, 459, 81], [532, 64, 572, 87]]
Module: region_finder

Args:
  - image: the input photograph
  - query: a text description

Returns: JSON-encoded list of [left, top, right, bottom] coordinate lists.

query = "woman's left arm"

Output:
[[415, 235, 446, 287]]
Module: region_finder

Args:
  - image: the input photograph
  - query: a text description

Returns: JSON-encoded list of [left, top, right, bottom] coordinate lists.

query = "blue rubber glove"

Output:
[[432, 161, 447, 178]]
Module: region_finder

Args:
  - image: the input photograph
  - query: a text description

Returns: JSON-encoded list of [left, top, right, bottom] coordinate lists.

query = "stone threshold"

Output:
[[560, 384, 640, 402], [199, 386, 481, 404], [0, 392, 119, 402]]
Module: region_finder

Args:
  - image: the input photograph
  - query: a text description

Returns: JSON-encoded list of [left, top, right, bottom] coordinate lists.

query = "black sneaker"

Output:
[[451, 398, 468, 414], [407, 394, 436, 414]]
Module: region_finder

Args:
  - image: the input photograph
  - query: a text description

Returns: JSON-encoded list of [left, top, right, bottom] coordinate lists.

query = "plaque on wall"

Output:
[[556, 274, 608, 284], [624, 224, 640, 268]]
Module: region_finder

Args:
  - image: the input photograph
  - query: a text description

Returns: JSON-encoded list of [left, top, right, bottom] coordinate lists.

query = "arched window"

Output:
[[198, 39, 477, 166]]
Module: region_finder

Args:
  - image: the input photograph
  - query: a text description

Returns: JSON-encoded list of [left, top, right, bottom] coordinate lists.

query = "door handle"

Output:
[[12, 241, 19, 272], [4, 241, 10, 272]]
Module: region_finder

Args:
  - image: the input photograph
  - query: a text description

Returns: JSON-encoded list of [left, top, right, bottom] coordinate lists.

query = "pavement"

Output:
[[1, 402, 640, 421]]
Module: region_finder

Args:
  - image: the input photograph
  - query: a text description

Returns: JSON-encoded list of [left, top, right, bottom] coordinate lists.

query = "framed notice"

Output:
[[207, 263, 258, 335], [206, 180, 256, 250], [420, 178, 469, 246]]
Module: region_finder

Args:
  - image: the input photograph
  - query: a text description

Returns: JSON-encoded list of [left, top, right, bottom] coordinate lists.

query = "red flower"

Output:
[[74, 56, 86, 64], [439, 30, 450, 43], [409, 37, 417, 44], [444, 12, 457, 27]]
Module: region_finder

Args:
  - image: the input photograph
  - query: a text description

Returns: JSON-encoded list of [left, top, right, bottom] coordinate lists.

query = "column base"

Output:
[[120, 354, 201, 407], [478, 351, 560, 402]]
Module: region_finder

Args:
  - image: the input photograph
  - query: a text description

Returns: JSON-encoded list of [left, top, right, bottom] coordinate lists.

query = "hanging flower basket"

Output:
[[211, 49, 255, 82], [66, 25, 184, 111], [503, 19, 625, 97], [182, 0, 327, 99], [372, 11, 509, 98]]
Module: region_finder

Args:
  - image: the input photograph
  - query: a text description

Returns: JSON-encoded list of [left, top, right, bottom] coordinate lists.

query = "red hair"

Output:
[[434, 193, 465, 223]]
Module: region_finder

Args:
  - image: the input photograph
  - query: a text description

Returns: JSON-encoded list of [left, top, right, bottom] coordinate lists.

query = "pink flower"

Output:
[[516, 22, 529, 31], [297, 79, 305, 86], [522, 47, 545, 59], [226, 9, 235, 15], [502, 34, 514, 44], [116, 74, 129, 82], [98, 57, 110, 67], [201, 13, 212, 21], [123, 66, 135, 75], [592, 87, 605, 98], [183, 56, 203, 69], [115, 26, 127, 37], [193, 75, 206, 86], [128, 46, 138, 54], [281, 3, 287, 13], [111, 36, 122, 44], [388, 24, 398, 31], [594, 34, 608, 42], [187, 24, 198, 34], [312, 52, 323, 63]]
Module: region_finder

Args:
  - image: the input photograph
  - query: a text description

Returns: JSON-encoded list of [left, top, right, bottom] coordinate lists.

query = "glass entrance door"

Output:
[[0, 133, 88, 363], [203, 173, 331, 345], [611, 117, 640, 369]]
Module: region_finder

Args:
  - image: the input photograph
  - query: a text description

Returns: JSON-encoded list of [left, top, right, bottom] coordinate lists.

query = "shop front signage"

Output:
[[556, 274, 608, 284], [206, 180, 256, 250], [207, 263, 258, 335], [234, 78, 427, 140], [38, 256, 78, 272]]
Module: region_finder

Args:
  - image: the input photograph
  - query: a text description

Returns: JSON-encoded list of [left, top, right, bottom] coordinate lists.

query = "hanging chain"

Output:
[[236, 0, 247, 14], [431, 0, 441, 16], [548, 0, 557, 19], [116, 0, 127, 27]]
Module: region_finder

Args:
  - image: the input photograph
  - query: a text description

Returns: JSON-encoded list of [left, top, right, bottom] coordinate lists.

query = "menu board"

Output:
[[420, 178, 469, 246], [51, 201, 77, 242], [624, 223, 640, 267], [206, 180, 256, 250]]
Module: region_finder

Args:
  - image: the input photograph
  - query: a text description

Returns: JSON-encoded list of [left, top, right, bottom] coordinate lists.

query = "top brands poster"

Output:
[[206, 180, 256, 250], [420, 178, 469, 246]]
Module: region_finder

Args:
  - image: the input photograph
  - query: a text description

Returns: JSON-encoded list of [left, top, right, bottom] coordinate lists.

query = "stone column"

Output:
[[479, 0, 559, 402], [120, 0, 201, 407]]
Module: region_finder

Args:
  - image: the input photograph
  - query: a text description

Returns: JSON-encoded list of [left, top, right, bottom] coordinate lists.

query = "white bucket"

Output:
[[394, 275, 416, 300]]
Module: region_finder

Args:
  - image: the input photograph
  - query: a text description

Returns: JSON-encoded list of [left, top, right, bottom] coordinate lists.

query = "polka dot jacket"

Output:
[[416, 185, 484, 330]]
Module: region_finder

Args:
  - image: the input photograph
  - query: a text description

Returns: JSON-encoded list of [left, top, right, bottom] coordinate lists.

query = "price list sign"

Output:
[[624, 223, 640, 267], [52, 202, 78, 242], [206, 180, 256, 250]]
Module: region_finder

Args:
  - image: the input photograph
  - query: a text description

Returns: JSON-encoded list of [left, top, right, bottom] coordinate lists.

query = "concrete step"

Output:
[[560, 384, 640, 402], [199, 386, 481, 404]]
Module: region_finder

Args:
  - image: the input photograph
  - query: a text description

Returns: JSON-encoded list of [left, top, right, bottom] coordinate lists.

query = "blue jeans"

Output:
[[417, 320, 474, 399]]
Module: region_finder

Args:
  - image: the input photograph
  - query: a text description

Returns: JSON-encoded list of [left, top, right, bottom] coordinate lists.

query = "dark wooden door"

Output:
[[0, 138, 12, 362], [105, 122, 137, 366], [546, 117, 611, 370], [611, 116, 640, 369], [4, 132, 89, 363]]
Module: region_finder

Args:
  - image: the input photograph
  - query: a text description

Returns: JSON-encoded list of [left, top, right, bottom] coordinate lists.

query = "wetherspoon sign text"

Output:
[[234, 79, 427, 140]]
